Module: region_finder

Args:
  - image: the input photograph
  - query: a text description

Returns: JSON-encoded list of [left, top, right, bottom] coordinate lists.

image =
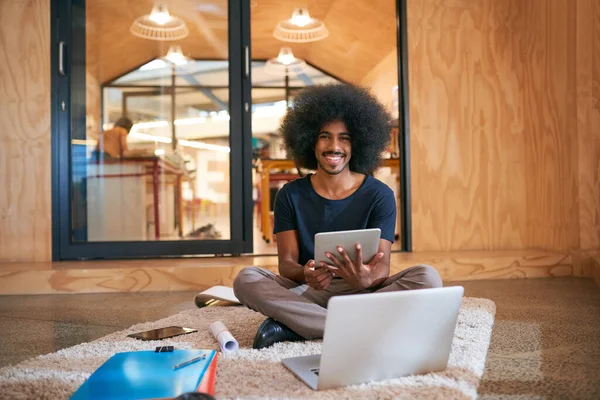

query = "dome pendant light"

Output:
[[130, 4, 190, 41], [273, 7, 329, 43]]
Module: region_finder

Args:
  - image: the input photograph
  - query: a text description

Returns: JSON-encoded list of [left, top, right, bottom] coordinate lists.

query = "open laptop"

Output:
[[282, 286, 464, 390]]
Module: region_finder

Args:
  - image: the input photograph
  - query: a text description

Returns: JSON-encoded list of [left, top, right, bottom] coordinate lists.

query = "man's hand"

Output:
[[320, 244, 384, 289], [304, 259, 334, 290]]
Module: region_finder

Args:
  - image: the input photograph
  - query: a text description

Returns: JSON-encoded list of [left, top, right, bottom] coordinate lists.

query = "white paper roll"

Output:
[[209, 320, 239, 353]]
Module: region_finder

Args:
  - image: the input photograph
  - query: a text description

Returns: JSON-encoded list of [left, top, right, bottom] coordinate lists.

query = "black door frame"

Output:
[[396, 0, 412, 252], [51, 0, 411, 260], [51, 0, 253, 260]]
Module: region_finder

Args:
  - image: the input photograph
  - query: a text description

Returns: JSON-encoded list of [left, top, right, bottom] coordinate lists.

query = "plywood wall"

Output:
[[361, 50, 398, 115], [577, 0, 600, 251], [1, 0, 597, 262], [592, 0, 600, 250], [407, 0, 525, 251], [0, 0, 52, 262], [520, 0, 579, 252], [403, 0, 598, 252]]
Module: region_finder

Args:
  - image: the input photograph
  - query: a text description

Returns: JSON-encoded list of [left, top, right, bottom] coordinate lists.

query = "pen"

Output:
[[172, 354, 206, 370]]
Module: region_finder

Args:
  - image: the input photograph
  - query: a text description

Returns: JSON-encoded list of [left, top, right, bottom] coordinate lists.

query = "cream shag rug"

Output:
[[0, 297, 495, 400]]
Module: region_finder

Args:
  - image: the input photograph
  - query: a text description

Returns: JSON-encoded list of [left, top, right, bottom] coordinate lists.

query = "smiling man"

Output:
[[233, 83, 442, 349]]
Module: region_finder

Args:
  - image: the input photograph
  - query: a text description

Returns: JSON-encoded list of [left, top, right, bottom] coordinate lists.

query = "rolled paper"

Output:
[[209, 320, 239, 353]]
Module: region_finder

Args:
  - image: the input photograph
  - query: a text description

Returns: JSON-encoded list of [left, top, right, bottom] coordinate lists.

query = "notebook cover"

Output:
[[70, 349, 216, 400], [195, 286, 240, 306], [196, 352, 218, 395]]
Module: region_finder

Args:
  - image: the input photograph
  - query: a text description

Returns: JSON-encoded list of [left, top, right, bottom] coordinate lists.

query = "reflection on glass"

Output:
[[74, 1, 231, 242], [249, 59, 342, 253], [250, 0, 400, 254]]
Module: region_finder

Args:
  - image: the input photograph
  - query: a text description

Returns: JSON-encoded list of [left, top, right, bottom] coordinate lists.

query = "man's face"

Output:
[[314, 120, 352, 175]]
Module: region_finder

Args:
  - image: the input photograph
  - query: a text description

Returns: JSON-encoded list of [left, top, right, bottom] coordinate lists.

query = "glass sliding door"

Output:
[[52, 0, 252, 259], [249, 0, 408, 254]]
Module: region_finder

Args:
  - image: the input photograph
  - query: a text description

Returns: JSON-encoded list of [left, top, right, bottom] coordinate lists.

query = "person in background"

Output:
[[96, 117, 134, 158]]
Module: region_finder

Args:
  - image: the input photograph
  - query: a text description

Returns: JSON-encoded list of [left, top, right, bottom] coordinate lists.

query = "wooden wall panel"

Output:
[[404, 0, 595, 252], [0, 0, 52, 262], [576, 0, 600, 251], [576, 0, 593, 251], [361, 50, 398, 113], [306, 0, 397, 83], [406, 0, 529, 251], [521, 0, 579, 252], [594, 0, 600, 250]]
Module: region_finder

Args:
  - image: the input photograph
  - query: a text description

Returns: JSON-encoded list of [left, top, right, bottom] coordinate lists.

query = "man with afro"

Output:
[[234, 83, 442, 349]]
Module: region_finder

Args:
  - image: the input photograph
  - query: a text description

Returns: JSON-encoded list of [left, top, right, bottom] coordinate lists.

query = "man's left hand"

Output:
[[320, 244, 384, 289]]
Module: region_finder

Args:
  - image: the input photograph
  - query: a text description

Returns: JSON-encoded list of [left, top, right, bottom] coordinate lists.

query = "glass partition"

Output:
[[61, 0, 250, 258], [250, 1, 402, 254]]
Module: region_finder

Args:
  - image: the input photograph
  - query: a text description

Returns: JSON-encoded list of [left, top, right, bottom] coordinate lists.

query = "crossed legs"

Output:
[[233, 264, 443, 340]]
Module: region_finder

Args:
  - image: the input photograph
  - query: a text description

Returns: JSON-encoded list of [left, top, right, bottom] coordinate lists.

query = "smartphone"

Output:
[[127, 326, 197, 341]]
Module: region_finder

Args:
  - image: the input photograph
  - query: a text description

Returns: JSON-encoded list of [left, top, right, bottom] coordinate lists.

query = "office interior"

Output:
[[0, 0, 599, 395], [71, 0, 403, 256]]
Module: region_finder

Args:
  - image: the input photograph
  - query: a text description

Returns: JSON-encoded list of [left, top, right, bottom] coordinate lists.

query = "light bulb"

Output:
[[290, 7, 311, 27], [149, 4, 171, 25], [277, 47, 296, 65], [165, 45, 187, 65]]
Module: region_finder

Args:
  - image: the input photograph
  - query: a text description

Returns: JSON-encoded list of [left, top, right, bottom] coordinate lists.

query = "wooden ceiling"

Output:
[[87, 0, 397, 85]]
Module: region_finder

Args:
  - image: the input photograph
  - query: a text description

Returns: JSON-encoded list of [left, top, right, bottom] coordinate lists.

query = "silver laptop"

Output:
[[282, 286, 464, 390]]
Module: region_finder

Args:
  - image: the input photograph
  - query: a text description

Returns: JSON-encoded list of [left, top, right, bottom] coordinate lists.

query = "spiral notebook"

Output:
[[70, 349, 218, 399]]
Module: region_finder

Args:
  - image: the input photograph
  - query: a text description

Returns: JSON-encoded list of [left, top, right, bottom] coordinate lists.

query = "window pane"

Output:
[[72, 1, 231, 242], [250, 1, 401, 254]]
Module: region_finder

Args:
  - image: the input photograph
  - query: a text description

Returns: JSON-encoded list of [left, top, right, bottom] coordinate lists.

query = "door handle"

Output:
[[244, 45, 249, 79], [58, 41, 66, 76]]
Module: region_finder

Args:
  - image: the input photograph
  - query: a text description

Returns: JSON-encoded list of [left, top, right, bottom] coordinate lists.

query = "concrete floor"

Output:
[[0, 277, 599, 398]]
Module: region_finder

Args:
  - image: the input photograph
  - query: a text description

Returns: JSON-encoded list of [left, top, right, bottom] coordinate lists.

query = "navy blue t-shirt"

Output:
[[273, 174, 396, 266]]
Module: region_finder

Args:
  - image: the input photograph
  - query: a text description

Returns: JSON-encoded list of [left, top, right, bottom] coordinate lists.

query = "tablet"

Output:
[[314, 228, 381, 268]]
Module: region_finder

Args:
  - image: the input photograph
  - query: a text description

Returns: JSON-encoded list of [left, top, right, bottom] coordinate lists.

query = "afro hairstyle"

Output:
[[279, 83, 392, 175]]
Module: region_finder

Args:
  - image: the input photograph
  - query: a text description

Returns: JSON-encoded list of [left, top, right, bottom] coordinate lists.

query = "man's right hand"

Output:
[[304, 260, 333, 290]]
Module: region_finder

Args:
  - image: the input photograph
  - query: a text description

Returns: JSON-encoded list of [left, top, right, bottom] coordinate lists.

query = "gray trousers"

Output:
[[233, 264, 443, 339]]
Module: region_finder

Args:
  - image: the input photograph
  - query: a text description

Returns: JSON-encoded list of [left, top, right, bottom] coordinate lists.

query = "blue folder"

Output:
[[70, 349, 216, 400]]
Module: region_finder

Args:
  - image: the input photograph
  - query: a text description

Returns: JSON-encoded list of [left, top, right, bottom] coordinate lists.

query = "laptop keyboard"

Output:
[[310, 368, 320, 376]]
